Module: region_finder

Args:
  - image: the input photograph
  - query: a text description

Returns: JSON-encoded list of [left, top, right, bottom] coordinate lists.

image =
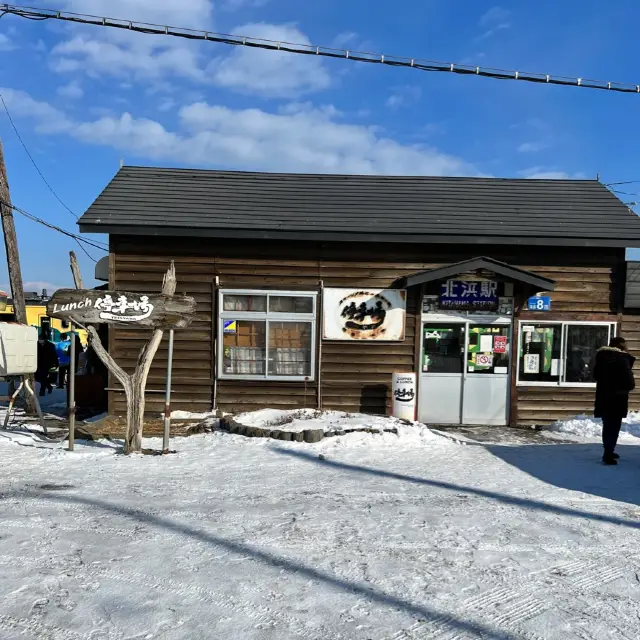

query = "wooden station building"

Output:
[[78, 167, 640, 427]]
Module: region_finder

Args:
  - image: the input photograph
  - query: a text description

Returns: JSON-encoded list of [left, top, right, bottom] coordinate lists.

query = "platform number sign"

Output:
[[527, 296, 551, 312]]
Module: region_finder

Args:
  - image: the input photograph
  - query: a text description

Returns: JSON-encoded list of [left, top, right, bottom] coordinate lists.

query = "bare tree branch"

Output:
[[69, 251, 84, 289]]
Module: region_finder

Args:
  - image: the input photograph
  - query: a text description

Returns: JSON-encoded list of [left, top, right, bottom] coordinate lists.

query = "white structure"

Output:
[[0, 323, 38, 376], [392, 372, 416, 422]]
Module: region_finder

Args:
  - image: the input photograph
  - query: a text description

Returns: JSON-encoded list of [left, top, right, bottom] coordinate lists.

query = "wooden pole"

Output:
[[163, 329, 174, 453], [68, 323, 76, 451], [0, 139, 36, 414]]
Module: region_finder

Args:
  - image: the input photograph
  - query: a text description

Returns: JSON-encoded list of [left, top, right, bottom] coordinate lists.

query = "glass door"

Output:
[[418, 324, 465, 424], [462, 324, 511, 425]]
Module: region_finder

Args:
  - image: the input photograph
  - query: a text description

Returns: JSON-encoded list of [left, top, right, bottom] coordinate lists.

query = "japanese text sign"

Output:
[[47, 289, 196, 329], [440, 280, 498, 310]]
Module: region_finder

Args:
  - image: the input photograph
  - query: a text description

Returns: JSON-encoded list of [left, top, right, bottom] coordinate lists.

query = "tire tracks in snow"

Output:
[[0, 554, 335, 640], [0, 614, 88, 640], [101, 567, 334, 640], [383, 552, 640, 640]]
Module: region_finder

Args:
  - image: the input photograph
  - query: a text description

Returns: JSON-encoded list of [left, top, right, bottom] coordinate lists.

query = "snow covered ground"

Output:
[[1, 409, 640, 639], [548, 412, 640, 441]]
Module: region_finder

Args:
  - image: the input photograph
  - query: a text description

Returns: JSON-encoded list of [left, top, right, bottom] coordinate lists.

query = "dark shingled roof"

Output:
[[78, 166, 640, 247]]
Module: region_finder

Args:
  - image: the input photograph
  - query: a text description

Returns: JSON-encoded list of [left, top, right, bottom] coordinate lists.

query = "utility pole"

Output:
[[0, 138, 37, 413]]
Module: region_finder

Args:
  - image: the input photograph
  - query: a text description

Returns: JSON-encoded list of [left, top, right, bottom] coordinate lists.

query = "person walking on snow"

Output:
[[593, 336, 635, 465], [36, 330, 59, 396], [57, 333, 71, 389]]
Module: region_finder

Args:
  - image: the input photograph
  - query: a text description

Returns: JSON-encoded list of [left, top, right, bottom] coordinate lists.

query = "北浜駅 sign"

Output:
[[47, 289, 196, 329]]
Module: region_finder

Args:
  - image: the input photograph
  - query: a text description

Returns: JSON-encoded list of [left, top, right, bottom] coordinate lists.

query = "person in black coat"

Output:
[[36, 331, 59, 396], [593, 336, 635, 465]]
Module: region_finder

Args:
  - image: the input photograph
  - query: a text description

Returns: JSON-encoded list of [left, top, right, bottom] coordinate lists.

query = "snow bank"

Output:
[[236, 408, 417, 433], [549, 412, 640, 440], [232, 408, 447, 446]]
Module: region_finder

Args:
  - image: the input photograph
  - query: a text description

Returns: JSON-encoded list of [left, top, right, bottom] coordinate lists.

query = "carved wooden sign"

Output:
[[47, 289, 196, 329]]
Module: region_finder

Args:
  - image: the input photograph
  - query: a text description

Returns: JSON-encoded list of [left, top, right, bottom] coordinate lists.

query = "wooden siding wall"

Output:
[[110, 237, 625, 424], [514, 259, 624, 426], [620, 312, 640, 412]]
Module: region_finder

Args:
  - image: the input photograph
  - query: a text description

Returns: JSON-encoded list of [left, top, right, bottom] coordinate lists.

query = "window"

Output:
[[422, 325, 465, 374], [219, 290, 317, 380], [517, 322, 615, 386], [467, 325, 511, 375]]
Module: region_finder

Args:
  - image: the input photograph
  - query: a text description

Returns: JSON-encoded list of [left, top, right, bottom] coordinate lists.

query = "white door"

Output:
[[462, 324, 511, 426], [418, 323, 465, 424], [418, 321, 511, 426]]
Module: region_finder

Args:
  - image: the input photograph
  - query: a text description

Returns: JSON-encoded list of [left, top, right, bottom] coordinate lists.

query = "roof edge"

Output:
[[397, 257, 556, 291], [79, 223, 637, 249]]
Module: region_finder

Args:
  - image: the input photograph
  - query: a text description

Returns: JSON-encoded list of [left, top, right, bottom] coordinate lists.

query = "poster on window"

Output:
[[494, 335, 507, 354], [323, 288, 406, 341], [524, 353, 540, 374]]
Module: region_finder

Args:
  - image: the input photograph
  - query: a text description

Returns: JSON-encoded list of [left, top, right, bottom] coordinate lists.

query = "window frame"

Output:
[[218, 289, 317, 381], [516, 320, 617, 387]]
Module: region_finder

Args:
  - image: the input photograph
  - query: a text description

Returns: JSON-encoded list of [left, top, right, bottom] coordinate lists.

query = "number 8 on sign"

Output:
[[536, 298, 545, 310]]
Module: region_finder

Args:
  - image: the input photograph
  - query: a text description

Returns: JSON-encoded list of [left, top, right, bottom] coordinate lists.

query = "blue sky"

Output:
[[1, 0, 640, 291]]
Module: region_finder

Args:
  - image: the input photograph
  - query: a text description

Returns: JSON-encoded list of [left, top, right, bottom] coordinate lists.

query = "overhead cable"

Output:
[[2, 3, 640, 95], [0, 198, 108, 256], [0, 92, 79, 220]]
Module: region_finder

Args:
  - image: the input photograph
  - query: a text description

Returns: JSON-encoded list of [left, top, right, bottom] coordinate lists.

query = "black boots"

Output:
[[603, 452, 618, 465]]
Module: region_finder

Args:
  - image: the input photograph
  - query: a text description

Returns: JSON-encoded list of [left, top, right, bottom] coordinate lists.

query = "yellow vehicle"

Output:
[[0, 295, 88, 346]]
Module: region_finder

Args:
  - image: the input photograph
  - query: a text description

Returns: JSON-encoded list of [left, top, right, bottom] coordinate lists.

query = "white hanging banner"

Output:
[[392, 372, 416, 422]]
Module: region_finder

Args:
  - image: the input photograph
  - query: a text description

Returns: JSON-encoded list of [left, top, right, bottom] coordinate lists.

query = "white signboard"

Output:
[[392, 373, 416, 421], [524, 353, 540, 374], [323, 288, 406, 341]]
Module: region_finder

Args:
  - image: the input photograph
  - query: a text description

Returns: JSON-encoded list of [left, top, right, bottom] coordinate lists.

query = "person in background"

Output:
[[593, 336, 636, 465], [57, 333, 71, 389], [74, 333, 83, 372], [36, 330, 58, 396]]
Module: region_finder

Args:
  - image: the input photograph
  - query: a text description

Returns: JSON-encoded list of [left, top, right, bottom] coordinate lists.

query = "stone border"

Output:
[[221, 417, 398, 443]]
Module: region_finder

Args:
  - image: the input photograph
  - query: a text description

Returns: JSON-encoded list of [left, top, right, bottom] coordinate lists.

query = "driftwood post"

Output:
[[68, 252, 178, 453]]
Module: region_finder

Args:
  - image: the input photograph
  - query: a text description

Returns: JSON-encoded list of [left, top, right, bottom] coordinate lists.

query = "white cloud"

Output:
[[48, 2, 330, 99], [517, 141, 550, 153], [57, 80, 84, 100], [88, 102, 474, 175], [523, 171, 570, 179], [1, 282, 69, 295], [519, 167, 585, 179], [49, 0, 213, 27], [385, 85, 421, 110], [332, 32, 359, 48], [477, 23, 510, 40], [222, 0, 268, 10], [209, 23, 331, 98], [157, 98, 177, 112], [477, 6, 511, 39], [49, 0, 214, 84], [2, 87, 476, 176], [51, 37, 207, 83], [480, 6, 511, 26], [0, 88, 72, 133], [0, 33, 16, 52]]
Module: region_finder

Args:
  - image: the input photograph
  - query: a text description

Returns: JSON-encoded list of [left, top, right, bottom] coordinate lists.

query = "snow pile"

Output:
[[549, 412, 640, 440], [169, 410, 216, 420], [234, 408, 439, 437]]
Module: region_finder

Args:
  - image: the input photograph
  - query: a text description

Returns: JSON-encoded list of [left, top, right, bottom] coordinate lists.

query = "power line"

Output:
[[605, 180, 640, 187], [2, 3, 640, 95], [0, 198, 108, 257], [73, 237, 98, 263], [0, 92, 78, 220]]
